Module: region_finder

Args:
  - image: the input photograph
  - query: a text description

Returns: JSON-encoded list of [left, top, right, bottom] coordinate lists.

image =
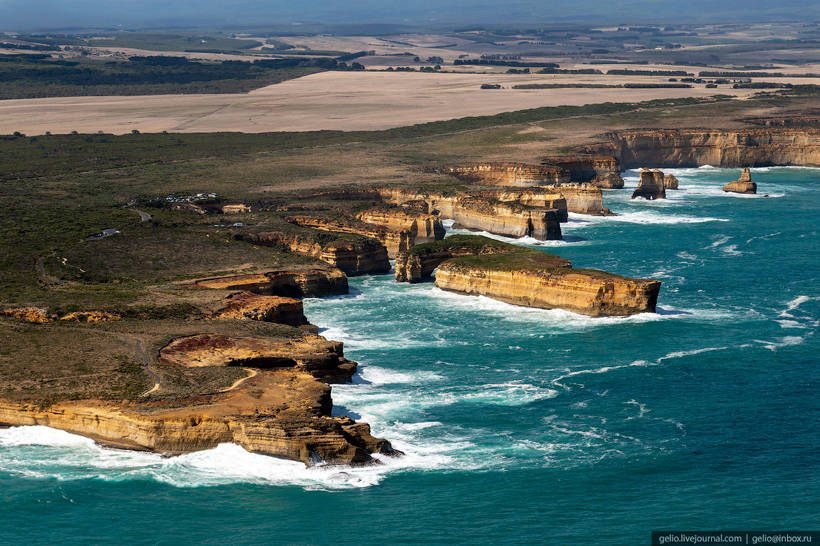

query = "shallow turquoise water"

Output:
[[1, 167, 818, 544]]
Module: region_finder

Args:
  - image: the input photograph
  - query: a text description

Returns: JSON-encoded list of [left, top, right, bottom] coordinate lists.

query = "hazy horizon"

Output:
[[1, 0, 818, 33]]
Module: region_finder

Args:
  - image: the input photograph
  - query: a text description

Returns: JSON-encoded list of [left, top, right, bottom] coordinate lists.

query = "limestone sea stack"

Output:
[[395, 235, 660, 316], [663, 174, 679, 189], [632, 169, 667, 200], [723, 168, 757, 194]]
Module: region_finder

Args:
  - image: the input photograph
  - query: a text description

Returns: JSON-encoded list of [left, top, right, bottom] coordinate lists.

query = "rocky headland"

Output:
[[395, 235, 660, 317], [0, 260, 400, 466]]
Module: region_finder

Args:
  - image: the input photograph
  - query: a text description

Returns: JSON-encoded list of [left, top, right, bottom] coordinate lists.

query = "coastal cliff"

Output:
[[184, 267, 349, 297], [376, 187, 563, 240], [210, 292, 308, 326], [395, 235, 660, 316], [586, 128, 820, 168], [475, 189, 569, 222], [0, 367, 394, 465], [285, 215, 412, 258], [436, 262, 660, 317], [243, 231, 390, 276], [438, 157, 624, 189], [541, 155, 625, 188], [357, 208, 445, 243], [450, 198, 563, 240], [435, 163, 569, 186]]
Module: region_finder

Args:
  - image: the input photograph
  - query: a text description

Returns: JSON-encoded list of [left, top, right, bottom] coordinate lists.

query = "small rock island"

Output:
[[723, 168, 757, 194]]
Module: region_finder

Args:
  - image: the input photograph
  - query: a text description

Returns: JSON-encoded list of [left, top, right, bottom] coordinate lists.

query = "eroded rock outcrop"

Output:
[[541, 155, 625, 188], [395, 235, 660, 316], [663, 174, 679, 189], [376, 187, 562, 240], [632, 169, 667, 200], [211, 292, 308, 326], [185, 267, 348, 298], [723, 167, 757, 194], [356, 208, 445, 244], [244, 231, 390, 276], [285, 215, 412, 259], [449, 199, 563, 240], [436, 262, 660, 317], [159, 333, 356, 383], [474, 189, 569, 222]]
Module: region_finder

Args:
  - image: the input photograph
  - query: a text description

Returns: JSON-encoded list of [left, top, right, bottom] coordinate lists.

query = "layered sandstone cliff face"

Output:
[[449, 198, 563, 240], [474, 189, 569, 222], [723, 167, 757, 194], [437, 163, 569, 186], [543, 183, 606, 215], [211, 292, 308, 326], [663, 174, 679, 190], [185, 267, 349, 297], [541, 155, 625, 188], [356, 208, 445, 244], [395, 235, 660, 316], [589, 129, 820, 168], [285, 215, 412, 259], [394, 236, 566, 282], [436, 262, 660, 317], [0, 368, 395, 466], [375, 187, 563, 240], [244, 231, 390, 276], [632, 169, 667, 200]]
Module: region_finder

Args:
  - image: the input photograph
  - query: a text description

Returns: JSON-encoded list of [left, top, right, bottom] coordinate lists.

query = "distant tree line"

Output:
[[454, 59, 560, 68], [606, 69, 691, 76]]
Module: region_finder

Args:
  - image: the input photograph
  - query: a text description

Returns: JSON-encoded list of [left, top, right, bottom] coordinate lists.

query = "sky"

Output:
[[0, 0, 817, 32]]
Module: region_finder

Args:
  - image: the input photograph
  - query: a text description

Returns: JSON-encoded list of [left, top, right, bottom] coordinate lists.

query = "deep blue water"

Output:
[[1, 167, 818, 545]]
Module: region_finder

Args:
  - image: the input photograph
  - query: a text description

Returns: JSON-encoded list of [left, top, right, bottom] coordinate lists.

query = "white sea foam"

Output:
[[568, 211, 728, 225], [552, 346, 729, 388], [753, 336, 807, 351], [357, 366, 444, 385], [0, 425, 465, 490], [445, 227, 587, 247], [458, 381, 558, 406], [428, 286, 732, 329]]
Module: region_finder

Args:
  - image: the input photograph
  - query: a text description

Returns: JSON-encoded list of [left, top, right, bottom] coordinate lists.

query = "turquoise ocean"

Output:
[[1, 167, 818, 544]]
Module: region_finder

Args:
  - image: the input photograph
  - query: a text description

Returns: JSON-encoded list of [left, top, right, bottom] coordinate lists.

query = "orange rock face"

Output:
[[723, 167, 757, 194], [244, 231, 390, 276], [589, 128, 820, 168], [356, 208, 445, 244], [211, 292, 307, 326], [158, 333, 357, 383], [0, 368, 396, 465], [438, 162, 569, 186], [185, 267, 348, 297], [285, 215, 412, 258], [632, 169, 667, 200], [435, 264, 661, 317]]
